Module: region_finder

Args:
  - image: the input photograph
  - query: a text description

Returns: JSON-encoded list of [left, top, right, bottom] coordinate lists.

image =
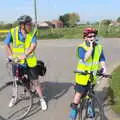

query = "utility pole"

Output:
[[34, 0, 37, 28]]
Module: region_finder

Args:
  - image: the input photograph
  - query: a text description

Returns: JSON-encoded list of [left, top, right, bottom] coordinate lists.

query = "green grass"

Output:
[[37, 25, 86, 39], [1, 25, 120, 40], [108, 65, 120, 114], [38, 25, 120, 39], [0, 33, 7, 41]]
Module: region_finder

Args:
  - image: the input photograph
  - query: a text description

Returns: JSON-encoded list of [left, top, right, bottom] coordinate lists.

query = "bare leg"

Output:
[[8, 77, 18, 107], [32, 80, 43, 97], [73, 92, 83, 104], [69, 92, 83, 119], [32, 79, 47, 111]]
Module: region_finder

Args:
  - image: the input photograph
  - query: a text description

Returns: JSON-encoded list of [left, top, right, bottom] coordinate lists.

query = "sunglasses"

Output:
[[26, 23, 32, 26], [87, 35, 96, 38]]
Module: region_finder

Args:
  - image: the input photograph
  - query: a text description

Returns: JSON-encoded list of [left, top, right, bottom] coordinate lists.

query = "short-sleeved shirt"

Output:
[[4, 29, 38, 80], [78, 46, 106, 62], [4, 29, 37, 45], [4, 29, 37, 66]]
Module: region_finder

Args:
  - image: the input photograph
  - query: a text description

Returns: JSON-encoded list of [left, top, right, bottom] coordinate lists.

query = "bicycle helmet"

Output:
[[17, 15, 32, 24], [83, 28, 98, 38]]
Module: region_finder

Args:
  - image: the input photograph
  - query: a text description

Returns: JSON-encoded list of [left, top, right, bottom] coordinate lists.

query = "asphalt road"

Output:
[[0, 38, 120, 120]]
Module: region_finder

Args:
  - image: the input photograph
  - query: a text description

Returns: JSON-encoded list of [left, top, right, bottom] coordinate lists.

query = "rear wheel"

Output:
[[78, 95, 104, 120], [0, 81, 32, 120]]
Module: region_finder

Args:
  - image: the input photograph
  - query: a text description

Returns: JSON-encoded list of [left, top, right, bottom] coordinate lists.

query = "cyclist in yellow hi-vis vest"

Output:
[[70, 28, 107, 120], [4, 15, 47, 111]]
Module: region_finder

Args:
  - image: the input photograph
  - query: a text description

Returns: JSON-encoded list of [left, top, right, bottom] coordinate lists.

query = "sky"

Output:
[[0, 0, 120, 23]]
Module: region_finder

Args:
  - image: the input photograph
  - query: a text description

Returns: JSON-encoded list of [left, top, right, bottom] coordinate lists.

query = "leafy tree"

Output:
[[59, 14, 69, 27], [116, 17, 120, 23], [59, 12, 80, 27], [93, 21, 99, 25], [101, 19, 112, 25], [0, 21, 4, 25], [86, 21, 91, 25], [12, 21, 18, 27], [0, 23, 12, 29], [68, 13, 80, 27]]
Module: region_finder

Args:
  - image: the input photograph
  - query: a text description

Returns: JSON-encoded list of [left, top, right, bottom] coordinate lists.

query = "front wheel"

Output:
[[0, 81, 32, 120], [78, 95, 104, 120]]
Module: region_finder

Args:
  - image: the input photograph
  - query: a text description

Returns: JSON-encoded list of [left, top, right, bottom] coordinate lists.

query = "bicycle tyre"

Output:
[[78, 95, 104, 120], [0, 81, 33, 120]]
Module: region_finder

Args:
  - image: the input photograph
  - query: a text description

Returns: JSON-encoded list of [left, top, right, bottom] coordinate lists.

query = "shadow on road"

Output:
[[24, 81, 73, 120], [95, 86, 119, 120], [0, 116, 6, 120], [0, 81, 73, 120], [42, 81, 73, 102]]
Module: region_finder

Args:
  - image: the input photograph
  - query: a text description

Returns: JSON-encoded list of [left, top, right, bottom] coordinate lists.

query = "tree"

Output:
[[101, 19, 112, 25], [116, 17, 120, 23], [59, 14, 69, 27], [59, 12, 80, 27], [93, 21, 99, 25], [68, 13, 80, 27], [12, 21, 18, 27], [0, 21, 4, 25]]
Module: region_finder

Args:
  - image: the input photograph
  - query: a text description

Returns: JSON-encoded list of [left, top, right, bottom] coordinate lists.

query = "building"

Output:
[[37, 21, 50, 28], [37, 20, 64, 29], [109, 21, 120, 26], [51, 20, 64, 28]]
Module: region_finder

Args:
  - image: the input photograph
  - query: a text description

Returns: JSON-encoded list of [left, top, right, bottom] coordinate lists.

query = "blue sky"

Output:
[[0, 0, 120, 23]]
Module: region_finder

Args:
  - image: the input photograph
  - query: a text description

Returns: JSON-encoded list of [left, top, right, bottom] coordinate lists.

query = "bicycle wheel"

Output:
[[0, 81, 32, 120], [79, 95, 104, 120]]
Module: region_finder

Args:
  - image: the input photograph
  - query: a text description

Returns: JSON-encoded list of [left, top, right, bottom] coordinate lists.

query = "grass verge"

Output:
[[108, 65, 120, 114]]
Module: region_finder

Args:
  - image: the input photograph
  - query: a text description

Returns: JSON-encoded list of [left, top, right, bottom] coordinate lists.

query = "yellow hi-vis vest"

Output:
[[10, 26, 37, 68], [75, 42, 103, 85]]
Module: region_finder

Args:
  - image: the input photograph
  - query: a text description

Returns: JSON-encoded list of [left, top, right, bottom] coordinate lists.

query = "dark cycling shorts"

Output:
[[12, 64, 39, 81], [27, 66, 39, 80], [74, 83, 89, 94]]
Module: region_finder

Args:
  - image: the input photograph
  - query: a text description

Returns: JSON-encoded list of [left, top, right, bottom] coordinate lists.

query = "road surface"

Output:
[[0, 38, 120, 120]]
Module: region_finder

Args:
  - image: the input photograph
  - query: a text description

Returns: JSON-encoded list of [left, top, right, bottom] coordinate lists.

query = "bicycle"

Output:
[[0, 58, 44, 120], [73, 70, 112, 120]]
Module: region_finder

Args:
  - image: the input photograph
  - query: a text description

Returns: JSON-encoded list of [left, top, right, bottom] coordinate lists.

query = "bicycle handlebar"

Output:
[[74, 70, 112, 79], [7, 57, 20, 64]]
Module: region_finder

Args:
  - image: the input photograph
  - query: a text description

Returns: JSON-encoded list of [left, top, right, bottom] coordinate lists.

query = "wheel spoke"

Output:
[[0, 82, 32, 120], [79, 96, 104, 120]]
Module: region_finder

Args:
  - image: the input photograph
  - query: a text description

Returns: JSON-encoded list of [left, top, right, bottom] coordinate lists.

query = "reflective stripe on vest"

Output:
[[75, 42, 102, 85], [10, 26, 37, 67], [79, 60, 99, 66], [12, 51, 35, 58]]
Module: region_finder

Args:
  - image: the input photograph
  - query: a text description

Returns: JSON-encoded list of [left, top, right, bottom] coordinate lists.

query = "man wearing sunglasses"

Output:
[[4, 15, 47, 111], [70, 28, 107, 120]]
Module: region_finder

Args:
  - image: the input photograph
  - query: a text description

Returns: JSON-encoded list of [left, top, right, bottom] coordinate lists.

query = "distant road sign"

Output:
[[0, 30, 9, 33]]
